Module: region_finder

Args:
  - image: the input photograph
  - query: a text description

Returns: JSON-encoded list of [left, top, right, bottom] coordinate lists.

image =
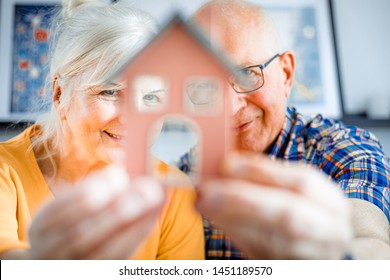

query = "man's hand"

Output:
[[27, 165, 164, 259], [196, 152, 353, 259]]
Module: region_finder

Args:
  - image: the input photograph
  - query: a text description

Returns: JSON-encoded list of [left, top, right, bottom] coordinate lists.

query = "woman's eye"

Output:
[[97, 89, 120, 101], [143, 93, 160, 103], [100, 89, 117, 96]]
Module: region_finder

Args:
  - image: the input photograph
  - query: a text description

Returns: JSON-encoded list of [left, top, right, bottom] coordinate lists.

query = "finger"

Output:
[[32, 165, 130, 235], [224, 224, 284, 259], [28, 165, 134, 258], [51, 176, 164, 259], [88, 205, 162, 259], [197, 179, 349, 246], [83, 176, 165, 259], [197, 180, 349, 259], [220, 152, 348, 212], [221, 152, 305, 190], [226, 224, 346, 259]]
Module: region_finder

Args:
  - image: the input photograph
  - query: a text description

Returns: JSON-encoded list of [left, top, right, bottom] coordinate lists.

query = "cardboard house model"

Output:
[[108, 15, 236, 186]]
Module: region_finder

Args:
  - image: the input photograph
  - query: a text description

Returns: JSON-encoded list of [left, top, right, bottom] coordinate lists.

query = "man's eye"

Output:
[[240, 68, 256, 77]]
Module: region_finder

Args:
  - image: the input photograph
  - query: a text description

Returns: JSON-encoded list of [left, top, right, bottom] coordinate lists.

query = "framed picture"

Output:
[[126, 0, 343, 119], [259, 0, 342, 119], [0, 0, 59, 122]]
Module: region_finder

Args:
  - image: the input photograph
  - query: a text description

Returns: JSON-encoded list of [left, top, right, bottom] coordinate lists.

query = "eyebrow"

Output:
[[107, 82, 124, 87], [236, 61, 256, 69], [144, 89, 165, 94], [238, 64, 259, 70]]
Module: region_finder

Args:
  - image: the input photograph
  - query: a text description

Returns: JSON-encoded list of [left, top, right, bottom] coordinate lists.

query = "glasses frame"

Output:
[[230, 53, 280, 94], [186, 79, 220, 106]]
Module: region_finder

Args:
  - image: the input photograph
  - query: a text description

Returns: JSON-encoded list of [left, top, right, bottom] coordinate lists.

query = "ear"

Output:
[[279, 51, 295, 97], [52, 75, 66, 120]]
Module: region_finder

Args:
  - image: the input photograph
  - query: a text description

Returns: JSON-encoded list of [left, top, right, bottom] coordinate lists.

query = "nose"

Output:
[[228, 87, 248, 115]]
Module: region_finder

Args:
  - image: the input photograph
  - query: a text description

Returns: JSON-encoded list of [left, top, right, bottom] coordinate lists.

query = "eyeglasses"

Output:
[[229, 53, 280, 94], [186, 79, 219, 105]]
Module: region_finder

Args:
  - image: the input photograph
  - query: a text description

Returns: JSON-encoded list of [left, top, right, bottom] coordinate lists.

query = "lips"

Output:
[[232, 106, 262, 133], [238, 120, 253, 129], [104, 131, 124, 140], [233, 120, 254, 132]]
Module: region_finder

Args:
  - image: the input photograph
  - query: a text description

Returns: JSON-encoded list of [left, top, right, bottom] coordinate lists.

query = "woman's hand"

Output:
[[27, 165, 164, 259]]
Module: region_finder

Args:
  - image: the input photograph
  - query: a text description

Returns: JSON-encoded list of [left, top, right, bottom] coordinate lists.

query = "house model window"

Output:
[[184, 76, 222, 116], [133, 75, 169, 113]]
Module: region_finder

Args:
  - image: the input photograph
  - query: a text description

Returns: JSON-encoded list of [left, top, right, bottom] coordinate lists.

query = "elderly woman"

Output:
[[0, 0, 204, 259]]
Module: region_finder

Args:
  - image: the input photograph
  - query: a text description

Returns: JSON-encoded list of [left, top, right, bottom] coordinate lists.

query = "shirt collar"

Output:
[[268, 107, 295, 159]]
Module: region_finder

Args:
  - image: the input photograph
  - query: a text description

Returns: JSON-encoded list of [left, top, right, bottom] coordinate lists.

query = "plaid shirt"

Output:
[[204, 106, 390, 259]]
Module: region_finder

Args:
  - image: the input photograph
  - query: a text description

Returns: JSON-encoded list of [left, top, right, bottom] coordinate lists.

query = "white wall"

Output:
[[370, 128, 390, 156], [332, 0, 390, 115], [333, 0, 390, 153]]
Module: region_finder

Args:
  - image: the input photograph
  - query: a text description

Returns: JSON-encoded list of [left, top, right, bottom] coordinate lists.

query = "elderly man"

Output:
[[193, 0, 390, 259]]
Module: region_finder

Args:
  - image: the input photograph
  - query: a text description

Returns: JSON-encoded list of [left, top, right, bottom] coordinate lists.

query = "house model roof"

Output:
[[106, 13, 237, 83]]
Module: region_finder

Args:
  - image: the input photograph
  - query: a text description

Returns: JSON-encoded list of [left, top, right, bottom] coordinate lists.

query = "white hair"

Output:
[[32, 0, 158, 174]]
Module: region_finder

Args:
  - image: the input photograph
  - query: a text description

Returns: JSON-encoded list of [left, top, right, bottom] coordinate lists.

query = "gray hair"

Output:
[[32, 0, 158, 172]]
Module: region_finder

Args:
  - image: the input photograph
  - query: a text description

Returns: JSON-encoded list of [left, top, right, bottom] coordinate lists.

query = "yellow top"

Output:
[[0, 126, 204, 259]]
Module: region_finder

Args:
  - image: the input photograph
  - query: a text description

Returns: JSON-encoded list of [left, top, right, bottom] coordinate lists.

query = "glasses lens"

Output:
[[187, 80, 219, 105], [232, 67, 263, 93]]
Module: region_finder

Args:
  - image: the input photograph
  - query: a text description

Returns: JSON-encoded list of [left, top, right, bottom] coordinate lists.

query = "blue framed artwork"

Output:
[[11, 5, 53, 114], [0, 0, 59, 122]]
